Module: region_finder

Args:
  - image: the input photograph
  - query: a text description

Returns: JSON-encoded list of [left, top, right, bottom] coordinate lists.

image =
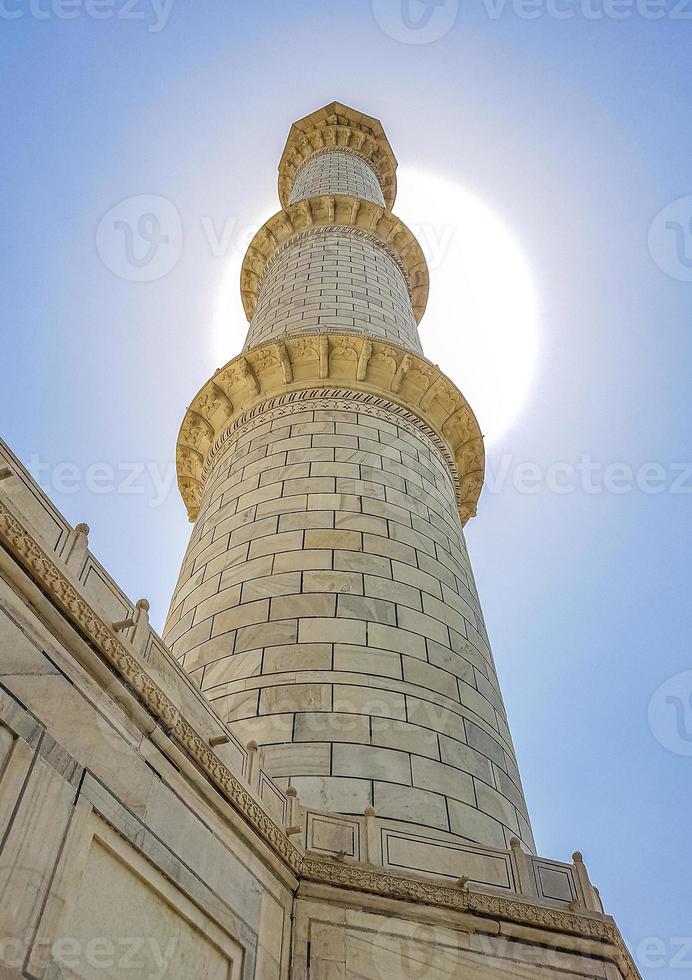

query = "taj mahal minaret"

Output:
[[0, 100, 640, 980], [164, 102, 534, 854]]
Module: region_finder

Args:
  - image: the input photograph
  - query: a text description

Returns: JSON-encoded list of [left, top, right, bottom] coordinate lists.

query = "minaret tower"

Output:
[[164, 102, 534, 854]]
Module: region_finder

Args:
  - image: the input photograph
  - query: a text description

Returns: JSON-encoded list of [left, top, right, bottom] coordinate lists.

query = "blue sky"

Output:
[[2, 2, 691, 974]]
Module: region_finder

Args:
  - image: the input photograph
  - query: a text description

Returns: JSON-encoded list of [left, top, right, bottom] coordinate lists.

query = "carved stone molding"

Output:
[[0, 499, 304, 876], [240, 201, 428, 323], [175, 334, 485, 525], [301, 858, 641, 979], [302, 856, 602, 933], [0, 499, 641, 980], [201, 391, 458, 498], [278, 101, 397, 209]]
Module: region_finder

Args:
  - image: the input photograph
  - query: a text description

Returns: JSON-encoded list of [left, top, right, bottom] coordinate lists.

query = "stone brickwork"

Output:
[[0, 101, 641, 980], [0, 435, 637, 980], [166, 101, 532, 852], [277, 102, 398, 210], [294, 894, 632, 980], [166, 396, 533, 850], [243, 228, 423, 353], [288, 148, 385, 206]]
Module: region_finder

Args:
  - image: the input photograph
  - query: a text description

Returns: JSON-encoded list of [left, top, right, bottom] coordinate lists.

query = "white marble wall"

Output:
[[243, 228, 422, 353], [294, 896, 627, 980], [167, 128, 534, 853], [165, 398, 534, 852], [0, 552, 293, 980], [288, 149, 385, 207], [0, 432, 632, 980]]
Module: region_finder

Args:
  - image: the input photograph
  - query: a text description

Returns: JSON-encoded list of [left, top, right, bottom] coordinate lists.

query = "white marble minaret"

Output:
[[164, 102, 534, 854], [0, 101, 640, 980]]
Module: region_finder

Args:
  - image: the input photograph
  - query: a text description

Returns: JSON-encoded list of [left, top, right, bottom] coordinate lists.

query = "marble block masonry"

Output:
[[0, 102, 640, 979], [165, 101, 531, 854]]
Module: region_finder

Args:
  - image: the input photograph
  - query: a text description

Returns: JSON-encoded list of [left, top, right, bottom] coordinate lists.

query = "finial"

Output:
[[132, 598, 151, 655]]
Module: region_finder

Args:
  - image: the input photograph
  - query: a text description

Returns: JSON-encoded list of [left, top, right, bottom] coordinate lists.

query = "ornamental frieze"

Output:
[[240, 205, 428, 323], [175, 333, 485, 525]]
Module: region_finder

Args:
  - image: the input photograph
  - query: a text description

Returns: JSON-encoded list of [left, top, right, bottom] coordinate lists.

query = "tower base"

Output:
[[294, 883, 633, 980], [0, 439, 639, 980]]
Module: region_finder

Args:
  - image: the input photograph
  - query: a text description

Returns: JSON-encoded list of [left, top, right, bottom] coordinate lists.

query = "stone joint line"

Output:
[[0, 501, 640, 980]]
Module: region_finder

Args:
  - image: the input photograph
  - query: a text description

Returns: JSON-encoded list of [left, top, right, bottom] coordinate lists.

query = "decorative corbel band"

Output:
[[278, 108, 397, 210], [175, 333, 485, 525], [240, 198, 428, 323]]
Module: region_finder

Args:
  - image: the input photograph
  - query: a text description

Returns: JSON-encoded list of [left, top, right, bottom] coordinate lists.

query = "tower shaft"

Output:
[[165, 103, 534, 853]]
